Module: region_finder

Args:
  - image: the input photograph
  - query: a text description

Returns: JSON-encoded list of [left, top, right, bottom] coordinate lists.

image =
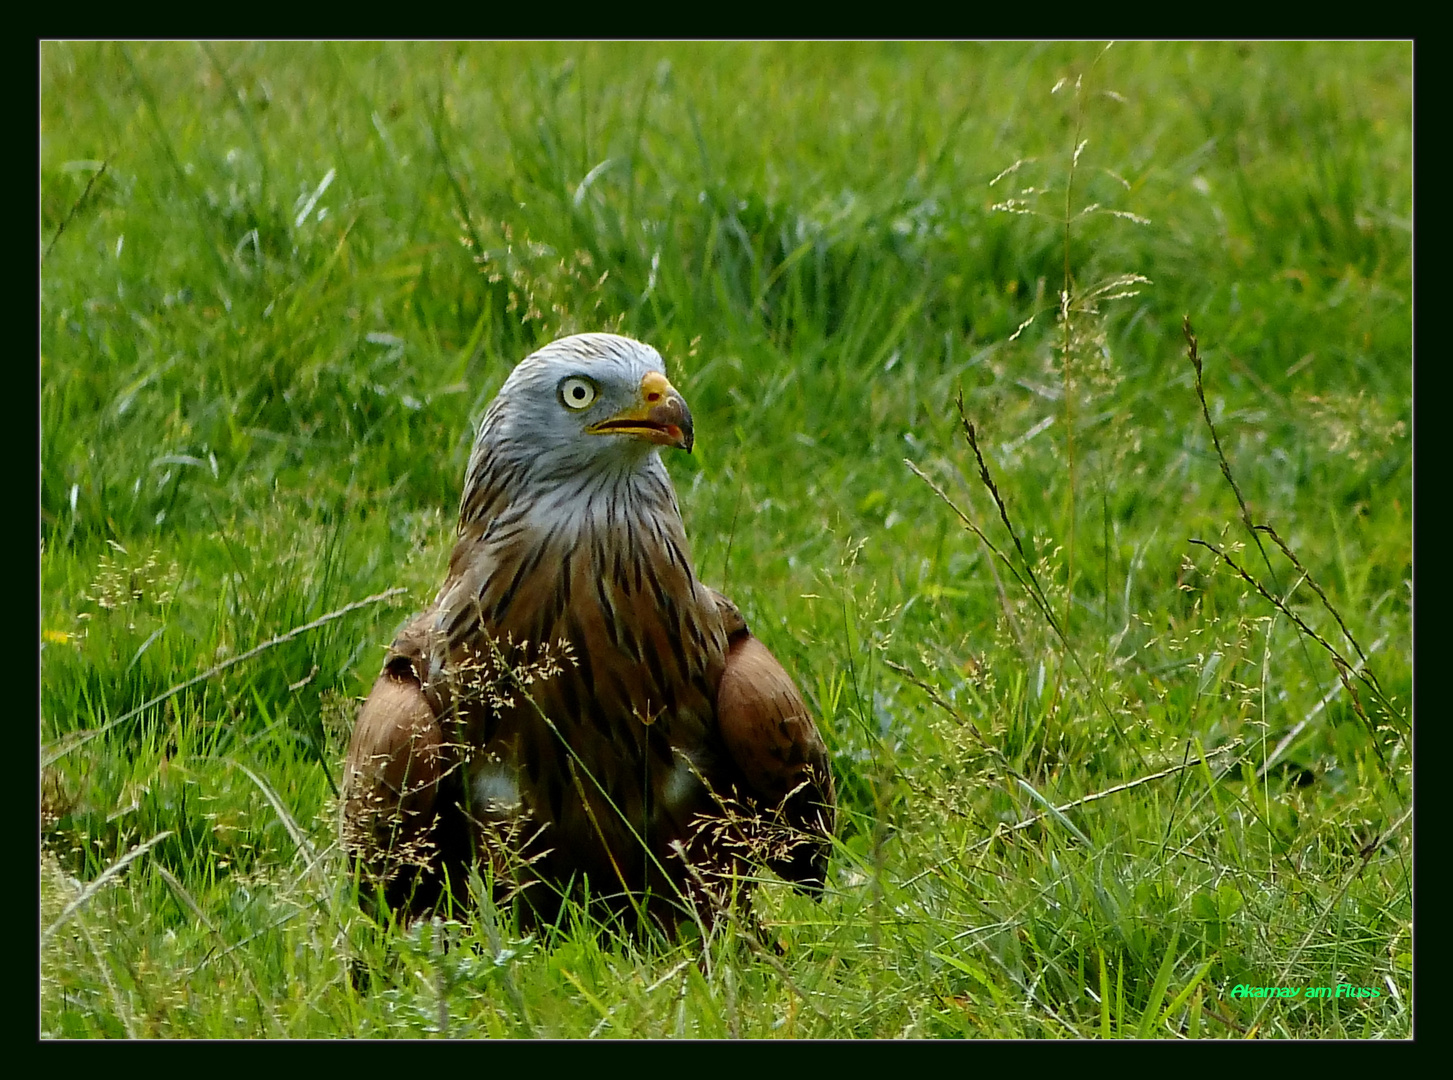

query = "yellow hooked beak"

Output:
[[586, 371, 695, 453]]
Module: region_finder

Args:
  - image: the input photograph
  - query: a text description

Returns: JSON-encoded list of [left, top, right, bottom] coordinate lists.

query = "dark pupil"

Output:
[[572, 387, 584, 400]]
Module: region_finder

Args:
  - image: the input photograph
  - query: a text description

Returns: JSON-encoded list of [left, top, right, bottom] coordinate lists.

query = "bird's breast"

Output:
[[446, 508, 729, 871]]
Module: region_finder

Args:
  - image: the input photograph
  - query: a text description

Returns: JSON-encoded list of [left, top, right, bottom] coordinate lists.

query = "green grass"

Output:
[[41, 41, 1411, 1038]]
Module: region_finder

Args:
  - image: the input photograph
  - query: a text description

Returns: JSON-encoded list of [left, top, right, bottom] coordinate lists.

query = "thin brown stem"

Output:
[[1189, 538, 1397, 765], [906, 453, 1146, 768], [43, 160, 109, 264], [42, 587, 409, 766], [1254, 523, 1377, 685]]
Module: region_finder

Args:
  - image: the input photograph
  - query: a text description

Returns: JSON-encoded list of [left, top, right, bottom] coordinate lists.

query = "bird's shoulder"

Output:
[[704, 586, 748, 640]]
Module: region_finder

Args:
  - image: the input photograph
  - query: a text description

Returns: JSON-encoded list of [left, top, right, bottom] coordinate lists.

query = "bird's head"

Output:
[[473, 333, 694, 493]]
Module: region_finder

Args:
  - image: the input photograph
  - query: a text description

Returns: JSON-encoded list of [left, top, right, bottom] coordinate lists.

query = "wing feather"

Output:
[[341, 617, 455, 913], [711, 592, 836, 891]]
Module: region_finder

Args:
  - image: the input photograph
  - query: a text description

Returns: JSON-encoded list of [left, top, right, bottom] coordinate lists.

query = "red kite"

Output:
[[343, 334, 835, 933]]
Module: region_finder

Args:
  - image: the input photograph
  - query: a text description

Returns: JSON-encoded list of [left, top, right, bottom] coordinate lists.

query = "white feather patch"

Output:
[[661, 754, 704, 814], [471, 763, 523, 817]]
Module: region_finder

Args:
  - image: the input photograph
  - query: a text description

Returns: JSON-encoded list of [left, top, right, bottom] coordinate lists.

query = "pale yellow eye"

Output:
[[559, 376, 598, 411]]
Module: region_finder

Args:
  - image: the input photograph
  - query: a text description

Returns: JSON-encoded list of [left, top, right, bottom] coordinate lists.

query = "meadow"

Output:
[[40, 41, 1411, 1038]]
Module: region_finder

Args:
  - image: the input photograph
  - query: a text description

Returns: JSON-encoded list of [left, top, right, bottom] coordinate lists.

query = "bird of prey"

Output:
[[341, 333, 835, 934]]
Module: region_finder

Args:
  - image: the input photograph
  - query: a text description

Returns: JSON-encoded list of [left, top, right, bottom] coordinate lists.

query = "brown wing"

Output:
[[341, 614, 456, 916], [710, 591, 836, 893]]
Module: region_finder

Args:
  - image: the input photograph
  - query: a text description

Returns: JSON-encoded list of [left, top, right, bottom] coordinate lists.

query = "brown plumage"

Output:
[[342, 333, 834, 933]]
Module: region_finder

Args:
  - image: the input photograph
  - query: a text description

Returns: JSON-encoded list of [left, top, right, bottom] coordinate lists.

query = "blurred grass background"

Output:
[[41, 41, 1410, 1038]]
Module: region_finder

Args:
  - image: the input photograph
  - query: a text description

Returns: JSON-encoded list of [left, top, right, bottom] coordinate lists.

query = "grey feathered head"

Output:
[[468, 333, 695, 500]]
